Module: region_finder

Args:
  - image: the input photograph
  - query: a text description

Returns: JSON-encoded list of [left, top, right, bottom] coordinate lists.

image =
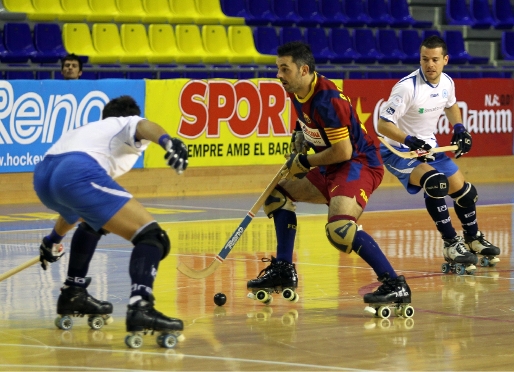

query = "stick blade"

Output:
[[176, 259, 221, 279]]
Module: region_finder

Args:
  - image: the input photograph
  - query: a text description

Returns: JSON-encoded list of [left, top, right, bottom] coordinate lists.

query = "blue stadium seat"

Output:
[[0, 32, 9, 62], [320, 0, 349, 27], [376, 29, 406, 64], [157, 64, 181, 79], [5, 65, 34, 79], [279, 27, 304, 45], [258, 64, 277, 78], [126, 65, 155, 79], [183, 64, 210, 79], [444, 30, 489, 64], [271, 0, 302, 26], [446, 0, 474, 26], [328, 28, 360, 64], [352, 29, 382, 64], [492, 0, 514, 29], [305, 28, 335, 64], [459, 67, 482, 78], [318, 65, 344, 79], [296, 0, 328, 27], [421, 30, 441, 40], [344, 0, 371, 28], [97, 65, 124, 79], [34, 23, 67, 64], [480, 65, 510, 77], [246, 0, 277, 26], [500, 31, 514, 60], [220, 0, 249, 19], [3, 23, 38, 63], [366, 0, 393, 28], [470, 0, 496, 29], [253, 26, 279, 56], [399, 29, 421, 64], [390, 68, 415, 79], [388, 0, 433, 28], [237, 64, 258, 79], [211, 64, 238, 78], [367, 66, 392, 79]]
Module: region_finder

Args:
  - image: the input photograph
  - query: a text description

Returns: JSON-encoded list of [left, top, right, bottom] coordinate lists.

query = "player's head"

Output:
[[419, 36, 449, 84], [102, 96, 141, 119], [276, 41, 316, 95], [61, 54, 83, 80]]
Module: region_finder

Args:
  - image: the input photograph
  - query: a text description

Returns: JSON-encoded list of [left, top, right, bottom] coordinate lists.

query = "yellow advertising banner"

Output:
[[144, 78, 341, 168]]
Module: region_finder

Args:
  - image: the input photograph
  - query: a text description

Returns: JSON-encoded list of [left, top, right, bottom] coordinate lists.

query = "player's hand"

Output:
[[39, 241, 64, 270], [285, 153, 310, 180], [290, 130, 308, 154], [164, 137, 189, 174], [451, 123, 472, 158], [404, 135, 432, 152]]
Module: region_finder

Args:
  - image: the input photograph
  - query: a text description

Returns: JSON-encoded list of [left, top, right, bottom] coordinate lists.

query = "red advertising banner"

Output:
[[340, 78, 514, 157]]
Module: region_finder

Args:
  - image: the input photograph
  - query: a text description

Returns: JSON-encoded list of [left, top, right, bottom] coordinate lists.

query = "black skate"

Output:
[[363, 274, 414, 319], [55, 279, 113, 331], [464, 231, 501, 267], [125, 296, 184, 349], [247, 256, 299, 305], [442, 236, 478, 275]]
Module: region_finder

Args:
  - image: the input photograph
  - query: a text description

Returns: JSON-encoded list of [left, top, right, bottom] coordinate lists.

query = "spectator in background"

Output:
[[61, 54, 82, 80]]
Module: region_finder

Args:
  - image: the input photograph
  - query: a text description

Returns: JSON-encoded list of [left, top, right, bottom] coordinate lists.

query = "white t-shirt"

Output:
[[379, 68, 457, 148], [45, 115, 150, 179]]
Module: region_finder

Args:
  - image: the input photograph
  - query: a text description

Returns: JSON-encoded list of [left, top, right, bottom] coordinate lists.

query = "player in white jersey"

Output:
[[377, 36, 500, 274], [34, 96, 188, 348]]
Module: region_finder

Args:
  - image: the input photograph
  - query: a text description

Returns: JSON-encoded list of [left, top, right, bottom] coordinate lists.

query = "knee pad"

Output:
[[420, 170, 448, 198], [263, 187, 296, 218], [131, 222, 171, 260], [325, 219, 358, 254], [451, 182, 478, 207], [78, 222, 108, 237]]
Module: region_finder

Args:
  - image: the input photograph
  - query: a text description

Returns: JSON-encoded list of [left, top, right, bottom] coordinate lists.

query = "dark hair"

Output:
[[420, 36, 448, 56], [61, 53, 83, 71], [277, 41, 316, 74], [102, 95, 141, 119]]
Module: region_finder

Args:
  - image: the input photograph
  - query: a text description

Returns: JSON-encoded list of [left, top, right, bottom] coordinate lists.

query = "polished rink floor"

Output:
[[0, 183, 513, 371]]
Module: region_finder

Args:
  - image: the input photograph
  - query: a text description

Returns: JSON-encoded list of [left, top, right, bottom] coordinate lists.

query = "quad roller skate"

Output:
[[125, 295, 185, 349], [442, 236, 478, 275], [55, 278, 113, 331], [247, 256, 299, 305], [464, 231, 501, 267], [363, 274, 414, 319]]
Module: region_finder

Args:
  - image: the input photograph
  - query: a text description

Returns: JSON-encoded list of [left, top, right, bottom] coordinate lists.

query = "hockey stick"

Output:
[[0, 256, 39, 282], [378, 136, 458, 159], [177, 163, 288, 279]]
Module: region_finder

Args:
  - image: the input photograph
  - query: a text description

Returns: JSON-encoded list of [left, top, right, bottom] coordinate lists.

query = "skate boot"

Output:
[[464, 231, 501, 267], [363, 274, 414, 319], [247, 256, 299, 305], [55, 278, 113, 331], [125, 295, 185, 349], [442, 236, 478, 275]]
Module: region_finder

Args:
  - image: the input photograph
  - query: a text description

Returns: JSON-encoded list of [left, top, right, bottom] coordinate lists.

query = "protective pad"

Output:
[[132, 222, 171, 260], [451, 182, 478, 207], [325, 219, 358, 254], [420, 170, 448, 198], [79, 222, 107, 237], [264, 188, 296, 218]]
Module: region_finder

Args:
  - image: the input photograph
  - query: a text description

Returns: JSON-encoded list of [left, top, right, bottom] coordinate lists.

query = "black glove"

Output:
[[163, 137, 189, 174], [451, 123, 472, 158], [404, 135, 434, 162], [285, 153, 310, 180], [39, 240, 64, 270]]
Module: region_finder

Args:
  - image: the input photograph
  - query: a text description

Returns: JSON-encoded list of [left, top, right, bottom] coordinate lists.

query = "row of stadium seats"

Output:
[[446, 0, 514, 30], [3, 0, 431, 29]]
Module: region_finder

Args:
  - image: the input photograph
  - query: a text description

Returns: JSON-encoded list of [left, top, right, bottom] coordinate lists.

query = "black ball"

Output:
[[214, 292, 227, 306]]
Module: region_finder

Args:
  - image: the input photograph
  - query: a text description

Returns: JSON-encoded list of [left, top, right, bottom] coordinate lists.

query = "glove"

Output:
[[404, 135, 434, 162], [39, 240, 64, 270], [285, 153, 310, 180], [290, 130, 309, 154], [163, 137, 189, 174], [451, 123, 472, 158]]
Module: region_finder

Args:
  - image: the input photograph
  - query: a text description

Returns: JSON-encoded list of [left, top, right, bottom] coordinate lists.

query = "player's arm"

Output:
[[377, 118, 408, 144], [445, 103, 471, 158], [306, 136, 352, 166]]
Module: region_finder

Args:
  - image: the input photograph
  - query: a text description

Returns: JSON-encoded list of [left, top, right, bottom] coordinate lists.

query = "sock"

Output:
[[450, 185, 478, 237], [273, 209, 297, 263], [353, 230, 397, 279], [129, 243, 162, 299], [424, 194, 456, 239], [43, 228, 65, 246], [65, 225, 101, 287]]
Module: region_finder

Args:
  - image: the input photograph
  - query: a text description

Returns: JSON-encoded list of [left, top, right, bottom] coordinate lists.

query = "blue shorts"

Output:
[[33, 152, 132, 231], [380, 144, 459, 195]]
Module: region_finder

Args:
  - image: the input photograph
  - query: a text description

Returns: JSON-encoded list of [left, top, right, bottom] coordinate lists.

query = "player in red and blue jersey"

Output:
[[247, 42, 413, 313]]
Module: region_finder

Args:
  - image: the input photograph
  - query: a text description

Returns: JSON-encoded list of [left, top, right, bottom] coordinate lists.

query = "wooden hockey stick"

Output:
[[0, 256, 39, 282], [177, 163, 288, 279], [378, 136, 458, 159]]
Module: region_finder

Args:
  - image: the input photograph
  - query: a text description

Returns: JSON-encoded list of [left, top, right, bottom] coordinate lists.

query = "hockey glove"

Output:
[[290, 130, 309, 154], [404, 135, 434, 162], [39, 240, 64, 270], [451, 123, 472, 158], [161, 136, 189, 175], [285, 153, 310, 180]]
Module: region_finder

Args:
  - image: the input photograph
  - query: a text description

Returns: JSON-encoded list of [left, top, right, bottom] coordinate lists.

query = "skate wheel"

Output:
[[441, 263, 451, 274], [255, 290, 270, 303], [125, 334, 143, 349], [88, 316, 105, 330], [455, 264, 466, 275], [282, 288, 295, 301], [377, 306, 391, 319], [364, 306, 377, 316], [157, 334, 178, 349], [400, 305, 414, 318], [479, 257, 489, 267], [56, 316, 73, 330]]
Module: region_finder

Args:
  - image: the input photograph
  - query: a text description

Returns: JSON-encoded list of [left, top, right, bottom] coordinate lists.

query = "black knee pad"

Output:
[[450, 182, 478, 207], [420, 170, 448, 198], [131, 222, 170, 260], [78, 222, 108, 237]]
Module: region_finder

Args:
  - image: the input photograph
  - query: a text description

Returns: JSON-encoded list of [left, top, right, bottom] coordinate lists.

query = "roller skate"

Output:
[[442, 236, 478, 275], [55, 278, 113, 331], [125, 295, 185, 349], [464, 231, 500, 267], [363, 274, 414, 319], [247, 256, 299, 305]]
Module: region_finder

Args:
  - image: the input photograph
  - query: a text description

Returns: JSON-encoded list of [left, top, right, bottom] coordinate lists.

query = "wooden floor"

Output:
[[0, 184, 513, 371]]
